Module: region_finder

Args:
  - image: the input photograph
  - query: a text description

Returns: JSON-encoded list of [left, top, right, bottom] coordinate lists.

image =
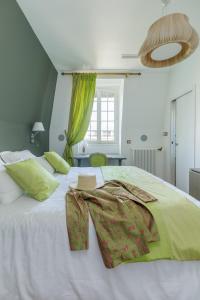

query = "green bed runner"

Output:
[[101, 166, 200, 262]]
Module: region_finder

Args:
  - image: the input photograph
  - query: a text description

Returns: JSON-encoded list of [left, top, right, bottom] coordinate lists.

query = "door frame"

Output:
[[170, 86, 196, 186], [170, 99, 176, 185]]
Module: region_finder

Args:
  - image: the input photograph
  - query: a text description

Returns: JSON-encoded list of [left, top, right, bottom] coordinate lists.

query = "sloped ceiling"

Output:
[[16, 0, 200, 71]]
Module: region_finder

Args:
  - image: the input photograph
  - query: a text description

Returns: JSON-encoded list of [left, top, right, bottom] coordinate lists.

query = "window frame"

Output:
[[86, 85, 119, 145]]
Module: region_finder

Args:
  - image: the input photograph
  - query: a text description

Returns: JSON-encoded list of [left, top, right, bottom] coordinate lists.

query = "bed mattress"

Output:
[[0, 167, 200, 300]]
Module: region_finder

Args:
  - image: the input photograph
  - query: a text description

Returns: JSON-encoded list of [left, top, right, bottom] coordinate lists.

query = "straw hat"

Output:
[[70, 174, 104, 191]]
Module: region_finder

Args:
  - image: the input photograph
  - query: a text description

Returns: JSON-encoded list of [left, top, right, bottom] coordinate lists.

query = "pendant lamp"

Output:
[[139, 10, 199, 68]]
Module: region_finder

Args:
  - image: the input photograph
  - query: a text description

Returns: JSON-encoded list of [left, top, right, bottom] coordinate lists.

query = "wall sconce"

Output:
[[30, 122, 45, 144]]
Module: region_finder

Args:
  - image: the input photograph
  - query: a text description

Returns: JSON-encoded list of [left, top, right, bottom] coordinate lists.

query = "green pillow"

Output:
[[6, 159, 59, 201], [44, 151, 70, 174]]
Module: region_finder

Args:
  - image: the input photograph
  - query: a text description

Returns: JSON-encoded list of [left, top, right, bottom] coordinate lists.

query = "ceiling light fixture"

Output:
[[139, 0, 199, 68]]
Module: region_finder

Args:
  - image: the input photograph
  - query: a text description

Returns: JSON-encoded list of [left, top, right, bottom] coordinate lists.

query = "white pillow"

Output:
[[0, 150, 35, 164], [35, 156, 55, 174], [0, 167, 23, 205]]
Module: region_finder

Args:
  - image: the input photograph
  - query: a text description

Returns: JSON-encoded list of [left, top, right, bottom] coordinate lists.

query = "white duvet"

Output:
[[0, 167, 200, 300]]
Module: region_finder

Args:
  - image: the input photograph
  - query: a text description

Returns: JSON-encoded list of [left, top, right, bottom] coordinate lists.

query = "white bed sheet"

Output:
[[0, 167, 200, 300]]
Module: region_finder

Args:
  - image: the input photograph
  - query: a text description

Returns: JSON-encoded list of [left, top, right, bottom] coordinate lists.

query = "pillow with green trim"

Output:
[[44, 151, 70, 174], [6, 159, 59, 201]]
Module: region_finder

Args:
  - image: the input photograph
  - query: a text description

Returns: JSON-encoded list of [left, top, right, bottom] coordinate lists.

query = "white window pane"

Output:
[[101, 130, 109, 141], [101, 130, 108, 136], [108, 102, 114, 111], [91, 111, 97, 121], [107, 130, 114, 137], [101, 131, 107, 139], [91, 130, 97, 136], [85, 132, 90, 139], [108, 112, 114, 121], [91, 136, 97, 141], [108, 97, 114, 102], [93, 102, 97, 111], [101, 102, 107, 111], [101, 112, 107, 121], [108, 122, 114, 130], [101, 122, 107, 130], [90, 131, 97, 141], [101, 97, 107, 102], [90, 122, 97, 130], [101, 136, 108, 141]]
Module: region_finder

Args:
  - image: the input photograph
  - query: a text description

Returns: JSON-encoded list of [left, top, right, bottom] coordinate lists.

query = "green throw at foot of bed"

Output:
[[101, 166, 200, 263]]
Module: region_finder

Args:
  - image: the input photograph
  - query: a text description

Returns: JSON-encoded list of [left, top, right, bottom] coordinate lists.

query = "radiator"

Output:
[[132, 149, 158, 175]]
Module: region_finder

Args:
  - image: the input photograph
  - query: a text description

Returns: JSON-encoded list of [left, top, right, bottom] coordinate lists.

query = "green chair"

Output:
[[89, 153, 108, 167]]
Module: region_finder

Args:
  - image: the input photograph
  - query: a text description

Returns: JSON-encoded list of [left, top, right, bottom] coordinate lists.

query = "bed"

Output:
[[1, 166, 200, 300]]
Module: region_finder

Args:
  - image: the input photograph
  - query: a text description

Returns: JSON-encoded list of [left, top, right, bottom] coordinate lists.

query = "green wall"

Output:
[[0, 0, 58, 155]]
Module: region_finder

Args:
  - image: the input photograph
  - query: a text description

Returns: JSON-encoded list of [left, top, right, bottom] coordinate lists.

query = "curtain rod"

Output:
[[61, 72, 142, 77]]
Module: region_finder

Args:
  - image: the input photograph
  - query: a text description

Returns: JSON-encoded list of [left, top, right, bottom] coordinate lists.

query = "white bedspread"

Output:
[[0, 167, 200, 300]]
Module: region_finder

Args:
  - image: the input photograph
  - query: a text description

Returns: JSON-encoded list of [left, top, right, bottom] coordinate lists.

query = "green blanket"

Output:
[[102, 166, 200, 262]]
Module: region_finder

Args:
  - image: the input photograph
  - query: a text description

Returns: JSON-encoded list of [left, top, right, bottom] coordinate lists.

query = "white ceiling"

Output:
[[16, 0, 200, 71]]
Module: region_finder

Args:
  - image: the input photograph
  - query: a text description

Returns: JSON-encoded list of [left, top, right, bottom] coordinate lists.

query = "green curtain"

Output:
[[63, 73, 97, 165]]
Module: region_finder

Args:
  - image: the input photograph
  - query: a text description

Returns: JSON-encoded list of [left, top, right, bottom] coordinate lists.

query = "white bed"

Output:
[[0, 167, 200, 300]]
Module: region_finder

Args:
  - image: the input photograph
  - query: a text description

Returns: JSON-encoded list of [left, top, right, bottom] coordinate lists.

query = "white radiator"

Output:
[[132, 148, 160, 175]]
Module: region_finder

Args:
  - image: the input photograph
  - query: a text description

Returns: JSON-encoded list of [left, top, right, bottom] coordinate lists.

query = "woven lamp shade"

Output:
[[139, 13, 199, 68]]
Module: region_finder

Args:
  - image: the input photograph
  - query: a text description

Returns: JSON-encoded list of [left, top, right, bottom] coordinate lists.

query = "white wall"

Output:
[[164, 48, 200, 182], [161, 0, 200, 183], [50, 71, 169, 178], [50, 74, 72, 155], [121, 72, 169, 178]]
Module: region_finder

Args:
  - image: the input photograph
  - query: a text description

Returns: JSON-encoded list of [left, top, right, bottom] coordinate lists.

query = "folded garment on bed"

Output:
[[66, 180, 159, 268]]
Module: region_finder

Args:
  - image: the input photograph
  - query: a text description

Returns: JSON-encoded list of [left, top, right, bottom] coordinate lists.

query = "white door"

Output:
[[175, 91, 195, 193]]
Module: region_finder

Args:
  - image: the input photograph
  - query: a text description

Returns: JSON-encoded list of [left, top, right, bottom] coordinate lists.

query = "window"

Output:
[[85, 86, 119, 144], [78, 78, 124, 154]]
